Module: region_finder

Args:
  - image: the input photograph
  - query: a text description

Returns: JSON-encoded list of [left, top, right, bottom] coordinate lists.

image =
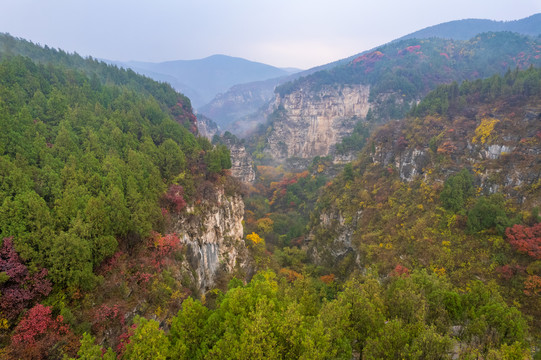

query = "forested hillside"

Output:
[[1, 33, 541, 359], [398, 13, 541, 41], [0, 54, 233, 358], [304, 67, 541, 351], [276, 32, 541, 121]]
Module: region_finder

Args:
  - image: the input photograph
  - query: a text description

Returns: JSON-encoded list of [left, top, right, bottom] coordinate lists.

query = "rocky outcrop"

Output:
[[197, 114, 220, 140], [265, 84, 371, 160], [227, 142, 256, 183], [373, 145, 431, 182], [170, 187, 246, 291], [308, 209, 360, 269]]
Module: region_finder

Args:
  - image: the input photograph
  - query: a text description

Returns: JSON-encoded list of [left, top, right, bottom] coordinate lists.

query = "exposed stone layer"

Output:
[[227, 142, 256, 183], [265, 84, 371, 160], [171, 187, 246, 291]]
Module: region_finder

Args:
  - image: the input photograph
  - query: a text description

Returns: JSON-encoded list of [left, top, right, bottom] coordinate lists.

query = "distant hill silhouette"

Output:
[[397, 13, 541, 41], [200, 14, 541, 133], [113, 55, 299, 108]]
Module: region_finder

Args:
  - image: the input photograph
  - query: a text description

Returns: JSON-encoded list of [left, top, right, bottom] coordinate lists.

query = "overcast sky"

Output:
[[1, 0, 540, 69]]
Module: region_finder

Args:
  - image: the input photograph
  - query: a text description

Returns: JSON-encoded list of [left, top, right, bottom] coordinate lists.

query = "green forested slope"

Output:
[[0, 32, 198, 132], [307, 67, 541, 345], [277, 32, 541, 121], [0, 54, 234, 358]]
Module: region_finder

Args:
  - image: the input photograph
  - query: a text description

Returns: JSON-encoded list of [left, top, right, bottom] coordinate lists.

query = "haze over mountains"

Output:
[[98, 14, 541, 136], [192, 13, 541, 134], [397, 13, 541, 41], [2, 8, 541, 358], [110, 55, 301, 109]]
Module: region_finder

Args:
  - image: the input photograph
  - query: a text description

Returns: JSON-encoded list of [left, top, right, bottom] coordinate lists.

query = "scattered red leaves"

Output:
[[440, 52, 450, 59], [92, 304, 126, 333], [506, 223, 541, 259], [496, 264, 525, 280], [398, 45, 422, 56], [0, 237, 51, 321], [351, 51, 385, 73], [390, 264, 410, 277], [524, 275, 541, 296], [320, 273, 335, 284], [279, 268, 303, 282], [162, 184, 187, 213]]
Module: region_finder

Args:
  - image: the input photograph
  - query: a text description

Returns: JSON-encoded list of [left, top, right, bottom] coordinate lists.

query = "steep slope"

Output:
[[308, 67, 541, 331], [197, 113, 220, 140], [200, 14, 541, 137], [260, 32, 541, 162], [0, 33, 198, 133], [0, 47, 247, 356]]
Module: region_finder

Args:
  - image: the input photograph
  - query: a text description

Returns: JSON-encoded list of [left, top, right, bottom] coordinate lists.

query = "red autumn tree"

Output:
[[162, 184, 187, 213], [10, 304, 75, 359], [390, 264, 411, 277], [0, 237, 51, 321], [505, 223, 541, 259], [524, 275, 541, 296]]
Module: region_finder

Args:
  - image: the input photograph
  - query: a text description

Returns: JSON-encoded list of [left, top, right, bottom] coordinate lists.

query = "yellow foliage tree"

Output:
[[472, 117, 499, 144], [246, 232, 264, 245]]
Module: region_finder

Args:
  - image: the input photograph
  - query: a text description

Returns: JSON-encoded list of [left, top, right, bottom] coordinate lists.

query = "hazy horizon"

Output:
[[1, 0, 540, 69]]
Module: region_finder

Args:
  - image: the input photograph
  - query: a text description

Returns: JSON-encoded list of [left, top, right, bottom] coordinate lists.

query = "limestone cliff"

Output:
[[197, 114, 220, 140], [307, 86, 541, 273], [226, 141, 256, 183], [170, 187, 246, 291], [265, 84, 371, 161]]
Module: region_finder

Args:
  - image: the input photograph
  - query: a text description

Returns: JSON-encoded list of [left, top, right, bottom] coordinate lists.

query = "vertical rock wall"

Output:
[[170, 187, 246, 291], [266, 84, 371, 160]]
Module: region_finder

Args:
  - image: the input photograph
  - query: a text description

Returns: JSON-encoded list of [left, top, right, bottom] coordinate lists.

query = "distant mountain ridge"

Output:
[[255, 31, 541, 165], [397, 13, 541, 41], [112, 54, 298, 108], [199, 14, 541, 135]]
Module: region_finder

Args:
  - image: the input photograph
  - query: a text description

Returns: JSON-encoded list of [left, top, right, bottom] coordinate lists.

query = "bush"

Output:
[[440, 169, 474, 213], [467, 194, 511, 234]]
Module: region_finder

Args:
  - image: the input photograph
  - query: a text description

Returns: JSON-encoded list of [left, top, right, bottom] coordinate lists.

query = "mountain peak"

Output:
[[397, 13, 541, 41]]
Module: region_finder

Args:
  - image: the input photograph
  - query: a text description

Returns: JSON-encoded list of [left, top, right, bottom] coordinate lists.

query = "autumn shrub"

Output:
[[162, 184, 187, 213], [505, 223, 541, 259], [0, 237, 51, 322], [10, 304, 76, 359]]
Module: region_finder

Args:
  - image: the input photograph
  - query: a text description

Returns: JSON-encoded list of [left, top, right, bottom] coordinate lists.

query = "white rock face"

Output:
[[484, 144, 513, 159], [396, 149, 430, 182], [171, 187, 246, 291], [197, 116, 220, 140], [225, 141, 256, 183], [266, 84, 371, 160]]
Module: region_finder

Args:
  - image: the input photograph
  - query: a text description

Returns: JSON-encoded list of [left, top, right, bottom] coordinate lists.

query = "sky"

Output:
[[0, 0, 540, 69]]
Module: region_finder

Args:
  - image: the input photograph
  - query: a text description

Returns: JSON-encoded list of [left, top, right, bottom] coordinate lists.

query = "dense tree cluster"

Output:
[[0, 52, 233, 357], [411, 66, 541, 117], [70, 270, 528, 359]]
